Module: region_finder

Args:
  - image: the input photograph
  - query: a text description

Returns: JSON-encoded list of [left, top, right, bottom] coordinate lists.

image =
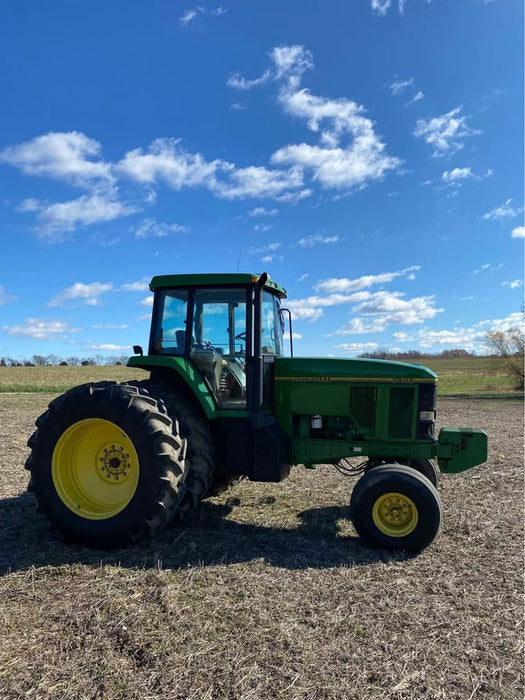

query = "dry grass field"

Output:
[[0, 355, 519, 396], [0, 393, 523, 699]]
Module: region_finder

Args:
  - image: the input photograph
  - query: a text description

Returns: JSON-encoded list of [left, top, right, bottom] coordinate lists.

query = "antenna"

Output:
[[236, 247, 242, 272]]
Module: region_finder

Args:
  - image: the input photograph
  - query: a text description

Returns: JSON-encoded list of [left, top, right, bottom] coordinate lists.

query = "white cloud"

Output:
[[180, 6, 227, 26], [297, 273, 309, 282], [179, 9, 198, 25], [442, 167, 474, 183], [254, 224, 272, 232], [408, 311, 525, 352], [502, 280, 523, 289], [117, 138, 223, 189], [248, 207, 278, 217], [406, 91, 424, 106], [140, 295, 154, 307], [0, 285, 16, 305], [213, 165, 306, 200], [287, 273, 437, 330], [88, 344, 131, 351], [27, 192, 137, 240], [297, 234, 339, 247], [483, 198, 521, 221], [230, 45, 401, 191], [0, 132, 112, 186], [2, 318, 81, 340], [353, 291, 444, 325], [250, 242, 281, 254], [473, 262, 503, 274], [393, 331, 415, 342], [120, 279, 150, 292], [118, 138, 307, 201], [334, 342, 379, 355], [286, 291, 372, 323], [482, 311, 525, 332], [315, 265, 419, 293], [511, 225, 525, 238], [371, 0, 393, 15], [131, 218, 187, 239], [48, 282, 113, 307], [331, 317, 387, 335], [418, 327, 481, 349], [414, 107, 481, 156], [389, 77, 414, 96], [288, 306, 324, 322], [93, 324, 130, 329], [371, 0, 407, 16], [227, 70, 272, 90]]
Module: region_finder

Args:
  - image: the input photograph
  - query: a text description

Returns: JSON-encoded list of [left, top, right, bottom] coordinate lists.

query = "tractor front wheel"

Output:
[[350, 464, 442, 551], [26, 382, 187, 547]]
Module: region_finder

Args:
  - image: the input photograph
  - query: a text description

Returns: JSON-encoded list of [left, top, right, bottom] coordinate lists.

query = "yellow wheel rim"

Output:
[[372, 492, 418, 538], [52, 419, 139, 520]]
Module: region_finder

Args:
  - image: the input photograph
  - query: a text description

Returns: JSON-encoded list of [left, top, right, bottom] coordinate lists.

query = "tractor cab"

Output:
[[145, 273, 287, 411]]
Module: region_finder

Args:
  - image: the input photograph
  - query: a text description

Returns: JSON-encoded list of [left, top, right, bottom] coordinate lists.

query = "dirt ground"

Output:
[[0, 395, 523, 699]]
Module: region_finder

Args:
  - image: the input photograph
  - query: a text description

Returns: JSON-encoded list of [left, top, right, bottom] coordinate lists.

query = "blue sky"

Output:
[[0, 0, 523, 361]]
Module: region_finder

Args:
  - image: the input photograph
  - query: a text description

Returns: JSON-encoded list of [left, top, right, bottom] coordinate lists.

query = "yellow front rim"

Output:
[[52, 418, 140, 520], [372, 492, 418, 538]]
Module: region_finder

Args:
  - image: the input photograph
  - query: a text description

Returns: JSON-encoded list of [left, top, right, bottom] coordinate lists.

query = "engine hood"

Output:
[[273, 356, 437, 384]]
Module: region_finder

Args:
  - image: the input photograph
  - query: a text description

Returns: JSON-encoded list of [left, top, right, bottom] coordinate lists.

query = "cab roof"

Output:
[[149, 273, 287, 298]]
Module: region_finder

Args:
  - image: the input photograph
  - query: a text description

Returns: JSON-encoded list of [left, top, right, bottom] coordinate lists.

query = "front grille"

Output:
[[348, 386, 377, 433], [388, 387, 415, 438]]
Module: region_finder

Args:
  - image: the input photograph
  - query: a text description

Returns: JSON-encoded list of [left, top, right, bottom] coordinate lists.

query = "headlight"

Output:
[[419, 410, 436, 422]]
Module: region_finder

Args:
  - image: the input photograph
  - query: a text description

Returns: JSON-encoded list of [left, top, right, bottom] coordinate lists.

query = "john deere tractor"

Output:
[[26, 273, 487, 551]]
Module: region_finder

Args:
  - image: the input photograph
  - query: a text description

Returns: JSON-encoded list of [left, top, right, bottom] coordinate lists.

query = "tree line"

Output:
[[358, 348, 476, 360], [0, 355, 130, 367]]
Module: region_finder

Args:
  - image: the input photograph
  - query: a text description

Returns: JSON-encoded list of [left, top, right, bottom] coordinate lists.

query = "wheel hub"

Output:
[[372, 492, 418, 537], [52, 418, 140, 520], [97, 443, 132, 482]]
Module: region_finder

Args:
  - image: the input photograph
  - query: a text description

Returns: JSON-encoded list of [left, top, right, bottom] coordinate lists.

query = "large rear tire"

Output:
[[125, 380, 215, 521], [26, 382, 187, 547], [350, 464, 442, 552]]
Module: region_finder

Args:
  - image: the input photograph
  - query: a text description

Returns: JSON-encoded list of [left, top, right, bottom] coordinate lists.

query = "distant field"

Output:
[[0, 365, 146, 393], [0, 356, 520, 397], [415, 356, 518, 396]]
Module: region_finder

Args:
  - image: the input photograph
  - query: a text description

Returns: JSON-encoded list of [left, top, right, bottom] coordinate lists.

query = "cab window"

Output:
[[152, 289, 189, 355]]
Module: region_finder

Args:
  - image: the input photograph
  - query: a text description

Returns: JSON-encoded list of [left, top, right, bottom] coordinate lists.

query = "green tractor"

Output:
[[26, 273, 487, 551]]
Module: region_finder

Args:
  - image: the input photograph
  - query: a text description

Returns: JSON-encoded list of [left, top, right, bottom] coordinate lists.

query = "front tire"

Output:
[[26, 382, 187, 547], [350, 464, 442, 551]]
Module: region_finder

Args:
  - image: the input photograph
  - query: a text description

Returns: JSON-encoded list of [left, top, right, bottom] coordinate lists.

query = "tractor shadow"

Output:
[[0, 491, 412, 576]]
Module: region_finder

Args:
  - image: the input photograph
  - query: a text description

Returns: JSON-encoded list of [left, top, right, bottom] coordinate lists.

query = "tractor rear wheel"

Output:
[[350, 464, 442, 551], [26, 382, 187, 547], [125, 381, 215, 520]]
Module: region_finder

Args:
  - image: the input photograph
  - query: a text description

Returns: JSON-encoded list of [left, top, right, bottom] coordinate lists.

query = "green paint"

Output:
[[436, 428, 488, 473], [150, 272, 287, 298], [127, 355, 250, 419]]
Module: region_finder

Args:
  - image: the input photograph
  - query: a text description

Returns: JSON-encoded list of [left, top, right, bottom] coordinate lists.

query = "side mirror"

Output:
[[133, 345, 143, 356]]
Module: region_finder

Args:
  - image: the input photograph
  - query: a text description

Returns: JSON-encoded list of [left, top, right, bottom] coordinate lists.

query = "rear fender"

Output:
[[127, 355, 216, 418]]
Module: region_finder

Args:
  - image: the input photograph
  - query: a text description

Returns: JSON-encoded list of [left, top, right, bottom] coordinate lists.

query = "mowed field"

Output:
[[0, 365, 523, 699]]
